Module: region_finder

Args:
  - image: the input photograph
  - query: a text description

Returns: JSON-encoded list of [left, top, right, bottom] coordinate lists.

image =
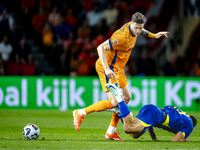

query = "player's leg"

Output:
[[73, 64, 117, 131], [105, 72, 131, 141], [73, 99, 114, 131], [105, 84, 133, 127], [105, 91, 124, 141], [106, 84, 145, 137], [122, 86, 132, 103], [106, 86, 131, 134], [107, 104, 144, 138]]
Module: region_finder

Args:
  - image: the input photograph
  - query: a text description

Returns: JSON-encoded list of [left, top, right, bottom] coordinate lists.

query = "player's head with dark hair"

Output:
[[190, 115, 197, 127], [131, 12, 147, 24]]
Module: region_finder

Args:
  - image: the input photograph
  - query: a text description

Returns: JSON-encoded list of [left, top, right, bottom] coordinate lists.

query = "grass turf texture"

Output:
[[0, 109, 199, 150]]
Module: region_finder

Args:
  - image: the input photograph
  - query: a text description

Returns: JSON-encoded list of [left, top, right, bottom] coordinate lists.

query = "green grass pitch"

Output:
[[0, 109, 199, 150]]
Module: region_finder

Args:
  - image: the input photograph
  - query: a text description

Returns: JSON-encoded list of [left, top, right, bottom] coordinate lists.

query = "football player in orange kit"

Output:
[[73, 12, 168, 141]]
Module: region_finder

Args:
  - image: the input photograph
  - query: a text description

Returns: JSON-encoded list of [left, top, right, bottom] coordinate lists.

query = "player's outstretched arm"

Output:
[[154, 31, 169, 39], [148, 127, 158, 141], [172, 131, 190, 142], [140, 29, 168, 39]]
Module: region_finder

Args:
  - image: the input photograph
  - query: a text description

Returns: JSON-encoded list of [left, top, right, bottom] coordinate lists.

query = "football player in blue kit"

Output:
[[105, 83, 197, 142]]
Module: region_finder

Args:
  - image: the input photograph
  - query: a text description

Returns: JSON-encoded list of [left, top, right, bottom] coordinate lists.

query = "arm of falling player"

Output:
[[148, 127, 158, 141], [172, 131, 190, 142]]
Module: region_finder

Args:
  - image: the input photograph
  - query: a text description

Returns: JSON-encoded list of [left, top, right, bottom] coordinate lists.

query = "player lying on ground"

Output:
[[105, 83, 197, 142], [73, 12, 169, 141]]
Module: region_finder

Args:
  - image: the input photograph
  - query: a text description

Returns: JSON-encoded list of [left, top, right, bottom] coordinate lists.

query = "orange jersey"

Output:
[[96, 22, 137, 73]]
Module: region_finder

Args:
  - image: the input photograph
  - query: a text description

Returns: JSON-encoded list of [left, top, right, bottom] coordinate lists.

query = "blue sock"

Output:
[[118, 101, 131, 118]]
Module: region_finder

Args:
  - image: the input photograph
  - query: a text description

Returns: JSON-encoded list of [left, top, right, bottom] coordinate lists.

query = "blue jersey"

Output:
[[136, 104, 194, 138]]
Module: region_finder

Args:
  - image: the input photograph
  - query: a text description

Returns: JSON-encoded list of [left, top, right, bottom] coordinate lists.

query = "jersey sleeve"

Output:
[[138, 119, 153, 133], [180, 124, 193, 138], [109, 31, 128, 51]]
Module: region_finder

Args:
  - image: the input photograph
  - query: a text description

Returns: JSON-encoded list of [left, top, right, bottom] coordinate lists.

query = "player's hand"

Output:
[[105, 69, 118, 80], [152, 138, 159, 141], [154, 32, 169, 39], [182, 137, 190, 142]]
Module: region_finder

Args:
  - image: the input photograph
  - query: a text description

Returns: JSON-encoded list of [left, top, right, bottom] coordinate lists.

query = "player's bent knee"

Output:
[[123, 94, 131, 101], [172, 138, 177, 142], [172, 137, 180, 142], [124, 125, 132, 134]]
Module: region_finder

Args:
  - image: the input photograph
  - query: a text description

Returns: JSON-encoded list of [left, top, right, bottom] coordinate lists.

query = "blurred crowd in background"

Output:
[[0, 0, 200, 76]]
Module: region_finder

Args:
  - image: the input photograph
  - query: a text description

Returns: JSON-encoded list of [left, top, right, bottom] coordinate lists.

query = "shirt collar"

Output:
[[129, 24, 135, 37]]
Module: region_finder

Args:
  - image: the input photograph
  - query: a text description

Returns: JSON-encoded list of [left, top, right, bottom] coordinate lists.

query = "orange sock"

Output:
[[110, 113, 120, 127], [85, 99, 113, 115], [109, 100, 130, 127]]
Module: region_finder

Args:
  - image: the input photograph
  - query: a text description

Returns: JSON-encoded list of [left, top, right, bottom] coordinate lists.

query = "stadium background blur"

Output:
[[0, 1, 200, 148], [0, 0, 200, 150], [0, 0, 200, 77]]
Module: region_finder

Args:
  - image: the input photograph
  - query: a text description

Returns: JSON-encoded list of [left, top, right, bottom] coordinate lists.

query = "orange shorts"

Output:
[[95, 60, 128, 92]]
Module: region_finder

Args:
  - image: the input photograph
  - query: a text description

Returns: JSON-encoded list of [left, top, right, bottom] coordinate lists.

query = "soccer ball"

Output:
[[23, 124, 40, 139]]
